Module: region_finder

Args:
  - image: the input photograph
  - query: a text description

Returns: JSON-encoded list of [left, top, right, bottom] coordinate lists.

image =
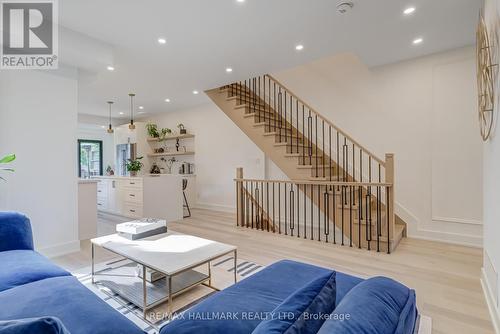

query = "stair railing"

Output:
[[235, 168, 394, 253], [224, 75, 396, 248]]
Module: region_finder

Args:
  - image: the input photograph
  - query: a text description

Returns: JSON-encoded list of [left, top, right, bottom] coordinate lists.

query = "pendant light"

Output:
[[128, 93, 136, 130], [106, 101, 114, 133]]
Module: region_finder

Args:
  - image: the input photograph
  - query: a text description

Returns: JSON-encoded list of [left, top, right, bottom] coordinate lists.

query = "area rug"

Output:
[[72, 255, 264, 334]]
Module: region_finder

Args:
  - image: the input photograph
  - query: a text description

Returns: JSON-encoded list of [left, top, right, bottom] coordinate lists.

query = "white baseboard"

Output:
[[38, 240, 81, 258], [194, 202, 236, 213], [481, 268, 500, 334]]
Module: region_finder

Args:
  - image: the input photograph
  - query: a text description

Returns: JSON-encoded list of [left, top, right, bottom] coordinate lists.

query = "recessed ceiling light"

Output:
[[101, 125, 106, 129], [226, 67, 233, 73], [193, 90, 199, 95], [138, 106, 144, 110], [403, 7, 415, 15], [295, 44, 304, 51], [119, 112, 124, 115], [165, 98, 171, 102], [157, 38, 167, 44], [412, 37, 423, 45], [236, 0, 245, 3], [106, 66, 115, 71]]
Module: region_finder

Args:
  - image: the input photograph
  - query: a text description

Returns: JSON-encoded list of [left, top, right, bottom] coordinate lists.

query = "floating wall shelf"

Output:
[[147, 134, 195, 142], [147, 151, 195, 157]]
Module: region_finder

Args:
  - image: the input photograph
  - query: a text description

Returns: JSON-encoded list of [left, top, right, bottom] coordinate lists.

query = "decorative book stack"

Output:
[[116, 218, 167, 240]]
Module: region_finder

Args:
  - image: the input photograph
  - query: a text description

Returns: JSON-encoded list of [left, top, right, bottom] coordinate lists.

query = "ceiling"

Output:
[[60, 0, 482, 119]]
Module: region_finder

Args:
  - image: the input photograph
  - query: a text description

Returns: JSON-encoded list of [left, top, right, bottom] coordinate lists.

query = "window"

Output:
[[78, 140, 103, 178]]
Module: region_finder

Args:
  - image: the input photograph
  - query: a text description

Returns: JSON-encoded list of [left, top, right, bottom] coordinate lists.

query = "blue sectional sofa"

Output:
[[0, 211, 418, 334], [0, 212, 146, 334], [160, 261, 418, 334]]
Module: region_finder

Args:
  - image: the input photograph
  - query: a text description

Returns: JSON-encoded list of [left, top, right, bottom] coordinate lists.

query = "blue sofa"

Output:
[[160, 261, 418, 334], [0, 212, 146, 334]]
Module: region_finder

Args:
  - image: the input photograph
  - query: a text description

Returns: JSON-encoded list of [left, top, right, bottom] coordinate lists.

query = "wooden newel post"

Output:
[[236, 168, 244, 227], [385, 153, 395, 251]]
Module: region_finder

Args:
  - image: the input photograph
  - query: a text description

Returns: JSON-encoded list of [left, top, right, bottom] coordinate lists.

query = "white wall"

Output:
[[143, 104, 265, 211], [272, 46, 483, 246], [0, 68, 79, 257], [482, 0, 500, 331]]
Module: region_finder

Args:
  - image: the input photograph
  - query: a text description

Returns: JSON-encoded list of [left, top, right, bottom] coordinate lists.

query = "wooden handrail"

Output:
[[266, 74, 386, 166], [234, 178, 393, 187]]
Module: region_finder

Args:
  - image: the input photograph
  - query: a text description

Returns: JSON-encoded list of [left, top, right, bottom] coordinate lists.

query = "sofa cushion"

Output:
[[160, 260, 333, 334], [252, 271, 336, 334], [0, 250, 70, 292], [0, 276, 145, 334], [160, 260, 363, 334], [317, 276, 417, 334], [0, 212, 33, 252], [0, 317, 70, 334]]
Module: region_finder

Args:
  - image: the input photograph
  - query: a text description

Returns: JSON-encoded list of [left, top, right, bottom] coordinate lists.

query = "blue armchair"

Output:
[[0, 212, 146, 334], [0, 212, 34, 252]]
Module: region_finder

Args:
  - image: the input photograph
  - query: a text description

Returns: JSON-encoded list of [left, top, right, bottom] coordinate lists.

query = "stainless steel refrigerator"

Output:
[[116, 143, 137, 176]]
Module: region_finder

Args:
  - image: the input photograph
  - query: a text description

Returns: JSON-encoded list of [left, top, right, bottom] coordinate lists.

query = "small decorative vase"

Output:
[[130, 171, 137, 177], [180, 129, 187, 134]]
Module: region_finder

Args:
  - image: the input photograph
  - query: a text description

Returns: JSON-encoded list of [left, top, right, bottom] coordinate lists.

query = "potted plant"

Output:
[[126, 156, 143, 177], [159, 128, 172, 142], [106, 165, 114, 176], [0, 154, 15, 181], [146, 123, 160, 138], [177, 123, 187, 134]]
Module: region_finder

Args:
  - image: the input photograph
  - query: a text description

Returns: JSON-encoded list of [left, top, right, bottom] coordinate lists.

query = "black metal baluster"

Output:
[[324, 187, 329, 243], [386, 188, 391, 254], [329, 126, 332, 181], [278, 183, 281, 234], [322, 120, 325, 179], [266, 182, 269, 232], [302, 106, 305, 165], [376, 185, 381, 252], [304, 184, 307, 239], [308, 111, 312, 165], [297, 183, 300, 238], [261, 181, 264, 231], [284, 183, 288, 235], [296, 99, 299, 154], [333, 185, 336, 244], [341, 183, 345, 246], [272, 182, 275, 233], [315, 115, 318, 178], [290, 185, 294, 237], [310, 184, 314, 240], [251, 181, 254, 229], [317, 184, 321, 241]]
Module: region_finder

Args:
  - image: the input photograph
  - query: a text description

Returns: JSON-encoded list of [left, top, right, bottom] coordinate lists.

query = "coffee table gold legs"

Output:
[[234, 249, 238, 284], [168, 276, 173, 320], [143, 265, 147, 319], [208, 261, 212, 286], [91, 243, 95, 284]]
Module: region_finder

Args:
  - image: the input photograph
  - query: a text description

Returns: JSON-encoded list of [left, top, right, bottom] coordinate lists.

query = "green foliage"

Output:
[[0, 154, 15, 181], [159, 128, 172, 141], [126, 156, 144, 172], [146, 123, 160, 138]]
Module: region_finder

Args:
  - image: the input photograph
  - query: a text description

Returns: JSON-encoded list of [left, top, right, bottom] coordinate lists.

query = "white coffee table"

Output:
[[91, 231, 237, 320]]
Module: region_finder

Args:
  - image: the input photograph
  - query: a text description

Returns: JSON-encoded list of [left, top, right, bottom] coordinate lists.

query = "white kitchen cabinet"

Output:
[[93, 175, 183, 223]]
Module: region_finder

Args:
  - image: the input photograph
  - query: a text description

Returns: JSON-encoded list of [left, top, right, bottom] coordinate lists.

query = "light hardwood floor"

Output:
[[52, 209, 493, 334]]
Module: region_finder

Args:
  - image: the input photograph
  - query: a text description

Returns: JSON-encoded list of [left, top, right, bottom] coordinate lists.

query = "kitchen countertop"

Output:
[[78, 179, 99, 184]]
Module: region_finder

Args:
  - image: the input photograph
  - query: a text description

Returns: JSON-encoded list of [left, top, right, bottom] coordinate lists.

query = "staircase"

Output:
[[206, 74, 406, 253]]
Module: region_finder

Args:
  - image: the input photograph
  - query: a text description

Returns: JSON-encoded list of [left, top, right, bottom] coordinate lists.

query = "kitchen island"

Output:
[[93, 175, 183, 223]]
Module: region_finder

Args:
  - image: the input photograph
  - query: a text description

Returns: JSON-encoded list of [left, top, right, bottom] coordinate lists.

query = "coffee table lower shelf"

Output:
[[95, 267, 210, 312]]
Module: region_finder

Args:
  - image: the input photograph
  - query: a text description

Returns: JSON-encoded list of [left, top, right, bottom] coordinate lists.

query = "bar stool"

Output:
[[183, 178, 191, 218]]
